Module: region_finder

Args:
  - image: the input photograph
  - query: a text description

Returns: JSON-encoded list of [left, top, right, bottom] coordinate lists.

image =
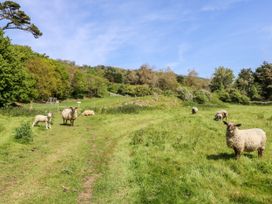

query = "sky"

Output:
[[4, 0, 272, 78]]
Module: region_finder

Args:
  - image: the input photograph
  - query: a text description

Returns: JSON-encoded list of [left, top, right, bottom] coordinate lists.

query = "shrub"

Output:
[[193, 89, 211, 104], [176, 87, 193, 101], [215, 89, 231, 103], [228, 89, 250, 104], [14, 122, 33, 144], [117, 84, 152, 97]]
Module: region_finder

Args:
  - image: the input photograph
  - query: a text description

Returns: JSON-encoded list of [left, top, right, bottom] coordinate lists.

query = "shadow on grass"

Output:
[[59, 123, 73, 126], [207, 152, 254, 160]]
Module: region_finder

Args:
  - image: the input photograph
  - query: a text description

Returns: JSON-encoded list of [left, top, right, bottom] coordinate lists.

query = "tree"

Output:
[[137, 64, 157, 87], [209, 66, 234, 92], [235, 68, 260, 100], [0, 1, 42, 38], [71, 70, 88, 98], [185, 69, 198, 87], [157, 68, 178, 91], [0, 30, 35, 106], [254, 62, 272, 100]]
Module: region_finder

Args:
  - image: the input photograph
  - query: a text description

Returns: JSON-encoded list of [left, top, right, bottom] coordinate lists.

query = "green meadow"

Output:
[[0, 96, 271, 203]]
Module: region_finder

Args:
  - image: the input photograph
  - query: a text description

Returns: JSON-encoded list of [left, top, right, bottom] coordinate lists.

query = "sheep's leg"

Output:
[[32, 120, 37, 127], [234, 148, 241, 159], [45, 122, 48, 129], [258, 148, 264, 157], [71, 120, 74, 126]]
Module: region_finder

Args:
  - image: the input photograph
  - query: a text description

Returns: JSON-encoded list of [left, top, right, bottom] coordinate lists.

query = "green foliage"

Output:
[[216, 89, 250, 104], [210, 66, 234, 92], [255, 62, 272, 100], [86, 74, 108, 97], [118, 84, 152, 97], [228, 88, 250, 104], [0, 30, 36, 107], [0, 1, 42, 38], [157, 69, 179, 91], [193, 89, 211, 104], [176, 86, 193, 101], [14, 122, 33, 144], [71, 70, 87, 99]]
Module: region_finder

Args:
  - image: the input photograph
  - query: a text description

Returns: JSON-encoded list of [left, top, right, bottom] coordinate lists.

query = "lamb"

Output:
[[214, 110, 228, 121], [223, 121, 266, 158], [32, 112, 53, 129], [62, 107, 78, 126], [82, 109, 95, 116], [192, 107, 198, 114]]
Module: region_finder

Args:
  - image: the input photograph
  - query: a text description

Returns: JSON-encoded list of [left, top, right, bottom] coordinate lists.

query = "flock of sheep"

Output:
[[192, 107, 266, 159], [32, 105, 266, 159], [32, 107, 95, 128]]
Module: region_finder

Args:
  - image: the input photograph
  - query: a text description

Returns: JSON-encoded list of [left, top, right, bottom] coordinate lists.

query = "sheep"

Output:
[[223, 121, 266, 158], [214, 110, 228, 121], [82, 109, 95, 116], [192, 107, 198, 114], [32, 112, 53, 129], [62, 107, 78, 126]]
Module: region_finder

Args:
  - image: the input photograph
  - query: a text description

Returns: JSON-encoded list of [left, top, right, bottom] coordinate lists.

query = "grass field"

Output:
[[0, 96, 272, 203]]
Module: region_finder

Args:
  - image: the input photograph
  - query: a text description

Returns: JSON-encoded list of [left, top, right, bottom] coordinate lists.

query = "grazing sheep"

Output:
[[82, 110, 95, 116], [32, 112, 53, 129], [224, 121, 266, 158], [214, 110, 228, 121], [62, 107, 78, 126], [192, 107, 198, 114]]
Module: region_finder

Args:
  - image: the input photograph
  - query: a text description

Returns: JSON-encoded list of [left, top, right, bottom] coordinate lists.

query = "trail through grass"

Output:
[[0, 97, 272, 203]]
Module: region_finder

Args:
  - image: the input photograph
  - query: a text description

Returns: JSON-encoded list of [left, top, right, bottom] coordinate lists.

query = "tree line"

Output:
[[0, 1, 271, 107]]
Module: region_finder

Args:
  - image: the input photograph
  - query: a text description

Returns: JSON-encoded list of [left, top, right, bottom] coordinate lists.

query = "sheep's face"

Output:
[[47, 112, 52, 118], [70, 107, 78, 118], [224, 121, 241, 134], [214, 113, 222, 121]]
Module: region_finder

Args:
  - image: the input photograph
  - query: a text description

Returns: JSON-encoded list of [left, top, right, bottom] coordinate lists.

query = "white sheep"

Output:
[[192, 107, 198, 114], [62, 107, 78, 126], [223, 121, 266, 158], [214, 110, 228, 121], [32, 112, 52, 129], [82, 110, 95, 116]]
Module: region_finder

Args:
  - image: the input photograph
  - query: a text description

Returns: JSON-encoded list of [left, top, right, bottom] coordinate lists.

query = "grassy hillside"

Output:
[[0, 96, 271, 203]]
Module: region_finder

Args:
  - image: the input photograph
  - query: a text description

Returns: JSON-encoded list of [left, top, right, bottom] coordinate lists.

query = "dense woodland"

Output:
[[0, 1, 272, 107]]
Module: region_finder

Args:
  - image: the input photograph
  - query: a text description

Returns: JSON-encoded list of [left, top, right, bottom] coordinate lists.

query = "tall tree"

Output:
[[209, 66, 234, 92], [0, 30, 35, 107], [255, 62, 272, 100], [235, 68, 260, 100], [0, 1, 42, 38]]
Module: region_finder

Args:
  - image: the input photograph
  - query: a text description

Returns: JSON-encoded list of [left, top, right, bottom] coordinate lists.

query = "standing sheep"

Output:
[[214, 110, 228, 121], [224, 121, 266, 158], [82, 110, 95, 116], [32, 112, 53, 129], [192, 107, 198, 114], [62, 107, 78, 126]]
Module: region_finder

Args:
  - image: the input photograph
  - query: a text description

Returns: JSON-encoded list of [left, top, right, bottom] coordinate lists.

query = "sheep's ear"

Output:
[[69, 107, 73, 109], [223, 121, 228, 125], [235, 124, 241, 127], [75, 107, 78, 109]]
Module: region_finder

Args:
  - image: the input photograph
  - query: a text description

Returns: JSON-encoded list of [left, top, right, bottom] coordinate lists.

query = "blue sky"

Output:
[[5, 0, 272, 78]]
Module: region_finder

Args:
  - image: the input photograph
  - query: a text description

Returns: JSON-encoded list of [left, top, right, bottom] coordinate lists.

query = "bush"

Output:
[[216, 89, 249, 104], [229, 89, 250, 104], [14, 122, 33, 144], [117, 84, 152, 97], [176, 87, 193, 101], [193, 89, 211, 104], [215, 90, 231, 103]]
